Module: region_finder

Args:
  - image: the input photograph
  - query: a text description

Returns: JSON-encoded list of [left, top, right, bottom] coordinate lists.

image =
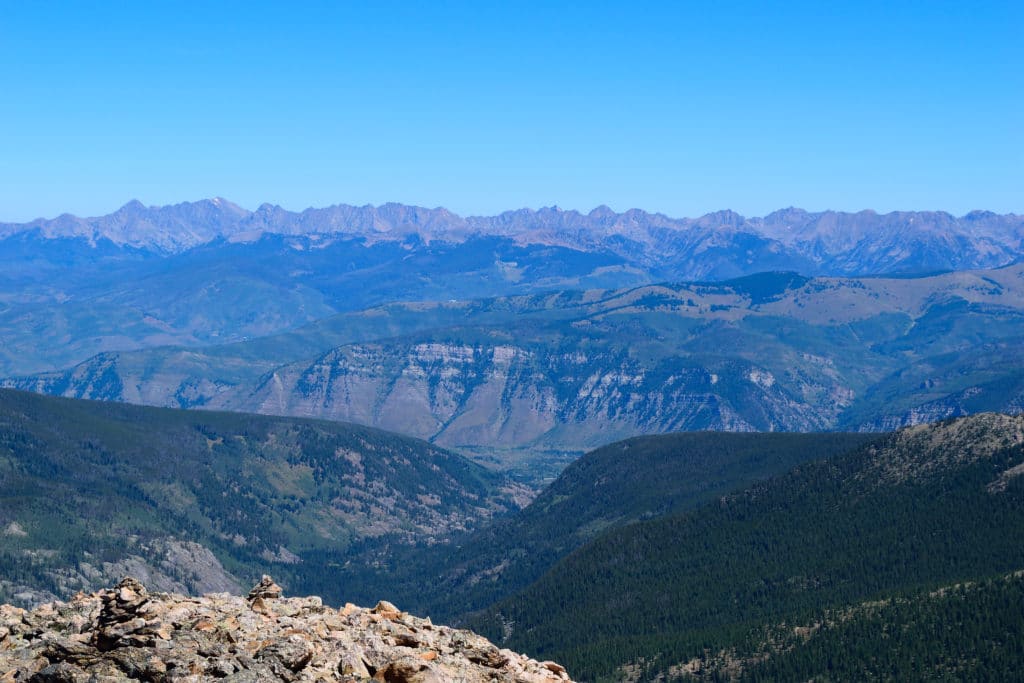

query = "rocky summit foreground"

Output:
[[0, 577, 572, 682]]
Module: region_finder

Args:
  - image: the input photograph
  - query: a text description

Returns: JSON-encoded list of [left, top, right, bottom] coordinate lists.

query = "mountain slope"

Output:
[[2, 200, 1022, 377], [11, 266, 1024, 467], [0, 389, 523, 607], [0, 232, 639, 376], [734, 570, 1024, 681], [326, 431, 875, 623], [466, 413, 1024, 681]]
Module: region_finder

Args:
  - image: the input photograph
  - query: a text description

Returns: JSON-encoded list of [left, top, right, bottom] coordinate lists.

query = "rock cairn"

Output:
[[0, 577, 572, 682]]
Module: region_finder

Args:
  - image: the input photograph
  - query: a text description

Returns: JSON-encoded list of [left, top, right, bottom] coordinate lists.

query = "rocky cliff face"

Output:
[[247, 340, 835, 451], [0, 539, 242, 611], [0, 577, 572, 682], [11, 266, 1024, 456]]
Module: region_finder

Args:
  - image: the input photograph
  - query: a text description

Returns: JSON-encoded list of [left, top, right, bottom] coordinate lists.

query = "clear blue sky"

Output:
[[1, 1, 1020, 221]]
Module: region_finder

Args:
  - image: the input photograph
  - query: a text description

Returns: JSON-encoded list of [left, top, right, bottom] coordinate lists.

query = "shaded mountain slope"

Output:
[[466, 413, 1024, 680], [733, 570, 1024, 681], [326, 431, 875, 623], [0, 389, 523, 607], [839, 339, 1024, 430], [0, 232, 636, 376]]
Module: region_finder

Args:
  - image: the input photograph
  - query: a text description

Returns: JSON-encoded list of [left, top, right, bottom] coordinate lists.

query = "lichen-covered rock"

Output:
[[0, 577, 572, 682]]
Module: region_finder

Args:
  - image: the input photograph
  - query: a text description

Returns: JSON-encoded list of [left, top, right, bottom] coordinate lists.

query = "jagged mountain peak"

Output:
[[587, 204, 616, 218], [117, 198, 147, 213], [696, 208, 747, 227], [2, 199, 1024, 276]]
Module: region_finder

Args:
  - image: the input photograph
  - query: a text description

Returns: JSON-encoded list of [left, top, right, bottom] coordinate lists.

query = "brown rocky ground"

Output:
[[0, 577, 572, 682]]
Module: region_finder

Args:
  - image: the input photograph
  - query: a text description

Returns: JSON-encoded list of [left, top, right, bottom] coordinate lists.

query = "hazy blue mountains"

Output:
[[8, 266, 1024, 470], [2, 200, 1022, 378], [3, 200, 1023, 476], [4, 200, 1021, 275]]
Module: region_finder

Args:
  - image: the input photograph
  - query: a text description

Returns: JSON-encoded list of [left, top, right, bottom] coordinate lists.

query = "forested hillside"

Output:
[[5, 387, 1023, 681], [324, 431, 874, 620], [737, 571, 1024, 681], [467, 413, 1024, 681], [0, 389, 522, 607]]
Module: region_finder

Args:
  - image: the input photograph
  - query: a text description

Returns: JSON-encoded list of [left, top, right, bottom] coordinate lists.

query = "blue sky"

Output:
[[1, 1, 1020, 221]]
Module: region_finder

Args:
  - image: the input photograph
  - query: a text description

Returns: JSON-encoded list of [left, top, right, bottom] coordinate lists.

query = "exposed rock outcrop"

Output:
[[0, 577, 572, 682], [0, 538, 243, 610]]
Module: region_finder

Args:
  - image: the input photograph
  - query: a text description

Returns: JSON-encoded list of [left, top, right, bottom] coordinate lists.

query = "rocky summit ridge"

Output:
[[0, 576, 572, 682]]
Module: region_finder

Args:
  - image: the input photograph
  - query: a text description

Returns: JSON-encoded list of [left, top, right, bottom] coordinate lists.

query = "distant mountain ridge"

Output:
[[3, 199, 1022, 275], [3, 200, 1023, 472], [10, 266, 1024, 469], [3, 199, 1022, 382]]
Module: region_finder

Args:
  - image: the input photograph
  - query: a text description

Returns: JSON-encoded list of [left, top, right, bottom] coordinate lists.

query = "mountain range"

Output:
[[2, 201, 1022, 401], [2, 199, 1023, 478], [7, 266, 1024, 477], [4, 389, 1024, 681], [3, 198, 1023, 680], [4, 200, 1022, 277]]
